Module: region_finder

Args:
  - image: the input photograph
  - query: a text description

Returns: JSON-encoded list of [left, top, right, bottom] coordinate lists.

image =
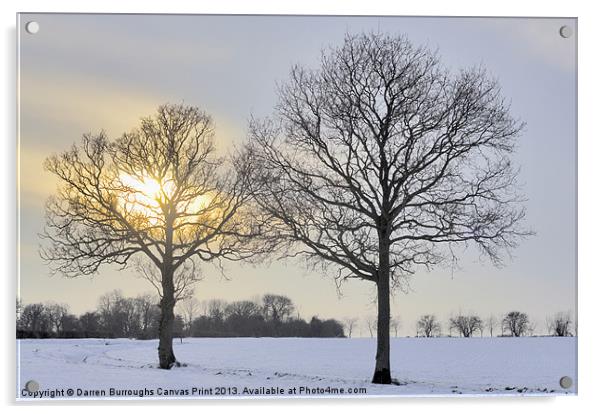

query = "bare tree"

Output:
[[79, 312, 101, 336], [19, 303, 51, 336], [365, 317, 377, 338], [449, 313, 483, 337], [135, 293, 159, 338], [97, 290, 140, 338], [16, 299, 23, 323], [248, 33, 528, 383], [547, 312, 573, 337], [501, 311, 530, 337], [416, 314, 440, 338], [46, 303, 69, 336], [390, 317, 400, 337], [177, 296, 201, 336], [527, 320, 538, 336], [343, 317, 358, 338], [225, 300, 261, 319], [485, 314, 497, 337], [41, 104, 266, 369], [261, 294, 294, 323], [205, 299, 228, 321]]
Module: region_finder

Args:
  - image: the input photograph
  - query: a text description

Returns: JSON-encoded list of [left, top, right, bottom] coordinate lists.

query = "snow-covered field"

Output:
[[17, 337, 576, 400]]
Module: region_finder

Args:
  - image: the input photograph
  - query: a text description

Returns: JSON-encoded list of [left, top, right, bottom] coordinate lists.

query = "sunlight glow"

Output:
[[119, 173, 170, 214], [117, 172, 215, 230]]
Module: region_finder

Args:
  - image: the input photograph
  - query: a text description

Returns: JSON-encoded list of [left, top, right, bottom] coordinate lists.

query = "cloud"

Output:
[[20, 72, 165, 140], [484, 18, 576, 73], [18, 69, 165, 212], [21, 14, 233, 75], [18, 146, 56, 210], [19, 70, 247, 211]]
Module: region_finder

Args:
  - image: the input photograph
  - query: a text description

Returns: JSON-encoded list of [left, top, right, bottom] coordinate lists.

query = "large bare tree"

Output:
[[248, 33, 528, 383], [41, 104, 266, 369]]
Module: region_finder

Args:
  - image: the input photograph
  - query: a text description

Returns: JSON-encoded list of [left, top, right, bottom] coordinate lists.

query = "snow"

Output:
[[16, 337, 577, 400]]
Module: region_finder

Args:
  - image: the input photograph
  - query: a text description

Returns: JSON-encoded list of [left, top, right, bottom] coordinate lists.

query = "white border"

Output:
[[3, 1, 600, 413]]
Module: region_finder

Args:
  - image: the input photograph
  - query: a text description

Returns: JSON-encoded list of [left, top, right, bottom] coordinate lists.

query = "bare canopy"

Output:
[[449, 313, 483, 337], [416, 314, 441, 338], [502, 311, 530, 337], [547, 312, 573, 337], [248, 33, 529, 383]]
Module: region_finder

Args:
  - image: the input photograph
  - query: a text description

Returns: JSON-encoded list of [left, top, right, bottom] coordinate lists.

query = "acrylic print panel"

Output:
[[17, 13, 577, 400]]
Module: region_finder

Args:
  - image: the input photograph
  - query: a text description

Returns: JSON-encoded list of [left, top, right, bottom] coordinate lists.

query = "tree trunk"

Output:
[[158, 209, 177, 369], [372, 230, 392, 384], [158, 266, 177, 369]]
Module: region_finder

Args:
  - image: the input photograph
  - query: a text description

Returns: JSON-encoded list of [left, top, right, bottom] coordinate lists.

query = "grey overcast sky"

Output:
[[18, 14, 576, 336]]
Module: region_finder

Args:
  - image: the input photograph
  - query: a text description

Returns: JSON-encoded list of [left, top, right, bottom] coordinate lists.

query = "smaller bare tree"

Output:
[[262, 294, 294, 323], [502, 311, 530, 337], [390, 317, 401, 337], [205, 299, 227, 321], [46, 303, 69, 336], [225, 300, 261, 320], [16, 299, 23, 323], [449, 314, 483, 337], [177, 297, 201, 336], [416, 315, 440, 338], [365, 317, 377, 338], [135, 293, 159, 338], [485, 315, 497, 337], [41, 104, 270, 369], [343, 317, 358, 338], [527, 320, 538, 336], [547, 312, 573, 337], [19, 303, 51, 336]]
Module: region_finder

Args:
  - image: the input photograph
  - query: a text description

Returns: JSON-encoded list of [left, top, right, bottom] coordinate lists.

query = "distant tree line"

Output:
[[181, 294, 344, 338], [17, 294, 572, 339], [17, 292, 173, 339], [16, 292, 344, 339], [349, 310, 575, 338], [340, 309, 577, 338], [409, 311, 574, 338]]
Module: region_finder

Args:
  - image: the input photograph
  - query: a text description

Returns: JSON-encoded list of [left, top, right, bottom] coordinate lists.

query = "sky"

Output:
[[18, 14, 577, 336]]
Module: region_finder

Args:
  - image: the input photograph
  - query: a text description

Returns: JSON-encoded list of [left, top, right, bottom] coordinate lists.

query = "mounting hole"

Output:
[[25, 380, 39, 393], [559, 25, 573, 39], [559, 376, 573, 389], [25, 21, 39, 35]]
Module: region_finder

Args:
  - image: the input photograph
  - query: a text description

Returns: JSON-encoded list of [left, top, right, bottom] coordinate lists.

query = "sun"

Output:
[[120, 174, 163, 199], [118, 173, 170, 219], [117, 172, 214, 225]]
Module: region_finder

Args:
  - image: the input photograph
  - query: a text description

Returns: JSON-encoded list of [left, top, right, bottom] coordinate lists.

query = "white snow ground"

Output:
[[17, 337, 576, 400]]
